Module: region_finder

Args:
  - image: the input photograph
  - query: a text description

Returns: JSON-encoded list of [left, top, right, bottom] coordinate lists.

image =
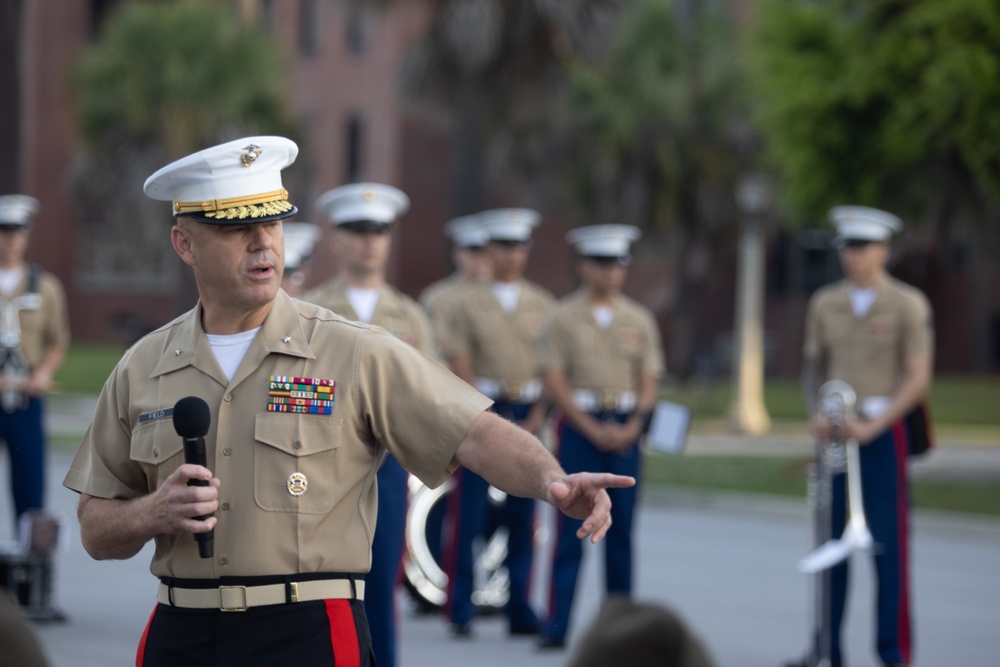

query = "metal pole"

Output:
[[729, 214, 771, 434]]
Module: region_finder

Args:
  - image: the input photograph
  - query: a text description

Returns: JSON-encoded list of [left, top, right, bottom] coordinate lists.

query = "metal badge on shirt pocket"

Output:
[[266, 375, 335, 415]]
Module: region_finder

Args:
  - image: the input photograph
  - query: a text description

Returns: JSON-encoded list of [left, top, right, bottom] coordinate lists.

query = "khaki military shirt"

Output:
[[419, 273, 478, 357], [1, 266, 70, 370], [539, 290, 664, 392], [63, 290, 491, 579], [803, 276, 934, 401], [449, 280, 555, 385], [304, 278, 434, 356]]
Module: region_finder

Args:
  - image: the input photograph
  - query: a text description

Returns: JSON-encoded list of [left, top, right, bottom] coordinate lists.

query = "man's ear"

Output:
[[171, 224, 197, 267]]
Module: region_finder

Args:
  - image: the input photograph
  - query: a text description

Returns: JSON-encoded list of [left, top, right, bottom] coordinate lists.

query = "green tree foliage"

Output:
[[75, 0, 292, 155], [561, 0, 743, 230], [749, 0, 1000, 219], [69, 0, 298, 304]]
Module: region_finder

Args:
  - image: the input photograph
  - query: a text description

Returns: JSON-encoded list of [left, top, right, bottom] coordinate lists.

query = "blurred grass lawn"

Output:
[[54, 344, 1000, 515]]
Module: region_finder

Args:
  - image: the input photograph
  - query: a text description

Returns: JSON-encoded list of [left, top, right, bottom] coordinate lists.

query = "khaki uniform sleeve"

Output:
[[357, 329, 492, 488], [902, 291, 934, 362], [537, 311, 569, 372], [446, 296, 473, 359], [41, 273, 70, 352], [411, 306, 436, 359], [638, 309, 665, 378], [63, 359, 146, 500], [803, 293, 822, 362]]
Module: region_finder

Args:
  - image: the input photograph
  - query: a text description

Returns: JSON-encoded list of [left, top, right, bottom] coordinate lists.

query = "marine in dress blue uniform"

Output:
[[795, 207, 934, 667], [0, 195, 69, 525], [303, 183, 434, 667], [444, 209, 554, 637], [537, 225, 663, 649]]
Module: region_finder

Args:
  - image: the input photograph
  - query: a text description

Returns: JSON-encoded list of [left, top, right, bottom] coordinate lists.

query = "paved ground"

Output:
[[0, 394, 997, 666]]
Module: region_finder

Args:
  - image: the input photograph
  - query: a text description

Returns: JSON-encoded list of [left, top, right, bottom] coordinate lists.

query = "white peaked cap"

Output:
[[283, 222, 321, 271], [0, 195, 41, 227], [479, 208, 541, 242], [143, 136, 299, 223], [566, 224, 642, 257], [829, 206, 902, 247], [315, 183, 410, 226], [444, 214, 488, 248]]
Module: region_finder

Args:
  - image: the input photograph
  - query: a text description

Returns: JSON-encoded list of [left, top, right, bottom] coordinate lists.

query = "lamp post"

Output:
[[729, 171, 772, 435]]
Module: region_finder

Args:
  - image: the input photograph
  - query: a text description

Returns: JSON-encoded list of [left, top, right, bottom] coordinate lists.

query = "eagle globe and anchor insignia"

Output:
[[287, 472, 308, 496]]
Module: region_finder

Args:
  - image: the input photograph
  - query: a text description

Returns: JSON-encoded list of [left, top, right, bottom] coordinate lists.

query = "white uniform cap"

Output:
[[0, 195, 40, 227], [283, 222, 321, 271], [566, 224, 642, 258], [143, 136, 299, 224], [829, 206, 902, 247], [444, 214, 488, 248], [315, 183, 410, 230], [479, 208, 541, 242]]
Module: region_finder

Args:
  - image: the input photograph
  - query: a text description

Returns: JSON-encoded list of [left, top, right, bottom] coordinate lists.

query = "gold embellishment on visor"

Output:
[[173, 188, 291, 220]]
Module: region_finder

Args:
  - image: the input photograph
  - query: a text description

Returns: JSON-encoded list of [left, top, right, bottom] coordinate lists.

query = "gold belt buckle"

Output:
[[601, 393, 618, 411], [219, 585, 248, 612], [506, 385, 522, 401]]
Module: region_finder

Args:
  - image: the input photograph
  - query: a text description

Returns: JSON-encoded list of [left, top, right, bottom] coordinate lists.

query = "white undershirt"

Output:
[[345, 287, 380, 324], [592, 306, 615, 329], [491, 282, 522, 313], [849, 287, 877, 318], [206, 327, 260, 382], [0, 267, 23, 297]]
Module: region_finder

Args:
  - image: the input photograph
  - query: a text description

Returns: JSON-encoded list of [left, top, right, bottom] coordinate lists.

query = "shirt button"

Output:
[[221, 502, 230, 511], [219, 557, 229, 566], [293, 440, 302, 450], [223, 394, 232, 403], [223, 447, 232, 457], [152, 448, 159, 458]]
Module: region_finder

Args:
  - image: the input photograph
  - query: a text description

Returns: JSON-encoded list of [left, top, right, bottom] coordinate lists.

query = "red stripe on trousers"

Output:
[[325, 599, 361, 667], [892, 420, 912, 665], [135, 603, 158, 667]]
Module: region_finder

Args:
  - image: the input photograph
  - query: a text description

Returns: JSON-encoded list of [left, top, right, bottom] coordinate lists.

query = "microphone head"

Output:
[[172, 396, 212, 438]]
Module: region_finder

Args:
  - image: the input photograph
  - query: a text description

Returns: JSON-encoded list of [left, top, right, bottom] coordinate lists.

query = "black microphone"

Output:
[[172, 396, 214, 559]]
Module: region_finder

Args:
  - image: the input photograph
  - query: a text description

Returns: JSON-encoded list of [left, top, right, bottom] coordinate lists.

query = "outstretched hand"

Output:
[[547, 472, 636, 544]]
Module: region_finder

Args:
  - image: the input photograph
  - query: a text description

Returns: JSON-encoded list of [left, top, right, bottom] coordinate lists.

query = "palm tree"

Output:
[[378, 0, 626, 214], [501, 0, 749, 377]]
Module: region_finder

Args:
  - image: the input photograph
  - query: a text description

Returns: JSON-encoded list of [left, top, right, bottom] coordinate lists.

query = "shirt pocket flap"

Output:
[[254, 412, 342, 456], [129, 420, 184, 465]]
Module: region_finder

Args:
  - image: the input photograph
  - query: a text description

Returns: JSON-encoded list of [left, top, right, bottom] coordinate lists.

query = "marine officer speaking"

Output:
[[443, 208, 554, 637], [537, 225, 663, 649], [62, 136, 632, 667], [791, 207, 933, 667], [0, 195, 70, 526], [302, 182, 434, 667]]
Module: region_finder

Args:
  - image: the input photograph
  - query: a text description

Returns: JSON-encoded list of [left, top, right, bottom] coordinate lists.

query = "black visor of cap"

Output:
[[490, 238, 532, 248], [583, 254, 631, 266], [338, 219, 393, 232]]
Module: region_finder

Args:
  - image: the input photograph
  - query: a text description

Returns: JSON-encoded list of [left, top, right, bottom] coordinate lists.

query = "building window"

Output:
[[299, 0, 321, 58], [345, 114, 363, 183], [346, 0, 369, 55]]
